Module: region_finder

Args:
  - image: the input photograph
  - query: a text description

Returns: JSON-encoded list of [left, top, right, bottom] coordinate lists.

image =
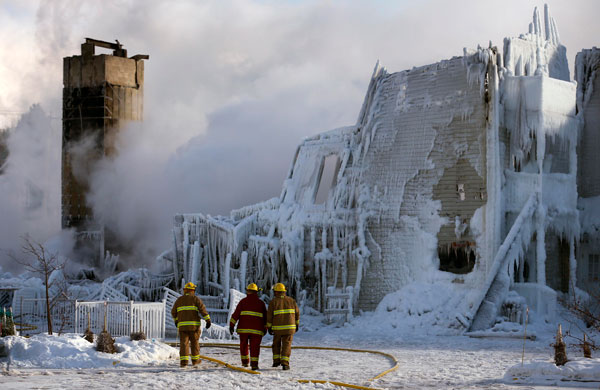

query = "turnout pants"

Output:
[[179, 329, 201, 366], [272, 333, 293, 367], [239, 334, 262, 367]]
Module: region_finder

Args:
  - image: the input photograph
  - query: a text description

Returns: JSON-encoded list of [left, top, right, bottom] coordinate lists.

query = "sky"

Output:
[[0, 0, 598, 272]]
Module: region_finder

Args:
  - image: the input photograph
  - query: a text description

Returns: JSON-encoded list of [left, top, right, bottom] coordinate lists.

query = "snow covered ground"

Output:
[[1, 307, 599, 389]]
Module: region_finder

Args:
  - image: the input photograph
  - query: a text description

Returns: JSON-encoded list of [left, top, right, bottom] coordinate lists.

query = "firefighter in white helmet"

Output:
[[266, 282, 299, 370]]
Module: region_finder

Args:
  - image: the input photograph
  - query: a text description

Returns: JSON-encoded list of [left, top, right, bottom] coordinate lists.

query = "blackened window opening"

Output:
[[438, 246, 475, 274]]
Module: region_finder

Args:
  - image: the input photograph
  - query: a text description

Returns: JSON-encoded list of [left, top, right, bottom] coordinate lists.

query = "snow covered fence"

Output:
[[14, 299, 166, 339], [74, 301, 166, 339], [15, 298, 76, 335]]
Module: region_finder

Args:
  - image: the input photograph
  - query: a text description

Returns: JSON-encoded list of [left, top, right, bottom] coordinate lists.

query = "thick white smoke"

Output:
[[0, 106, 61, 272]]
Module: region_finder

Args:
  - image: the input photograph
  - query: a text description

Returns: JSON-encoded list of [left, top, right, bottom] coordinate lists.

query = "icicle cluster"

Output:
[[503, 4, 569, 81]]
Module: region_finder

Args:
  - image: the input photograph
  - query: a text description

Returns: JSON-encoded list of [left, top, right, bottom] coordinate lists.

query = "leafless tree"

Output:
[[568, 291, 600, 333], [562, 285, 599, 354], [10, 236, 66, 335]]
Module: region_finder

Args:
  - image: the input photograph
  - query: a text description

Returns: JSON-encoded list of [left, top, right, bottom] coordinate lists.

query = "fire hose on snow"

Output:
[[168, 342, 399, 390]]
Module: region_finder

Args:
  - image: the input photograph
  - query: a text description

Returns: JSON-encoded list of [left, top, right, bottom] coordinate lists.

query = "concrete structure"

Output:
[[62, 38, 148, 264], [160, 6, 597, 330]]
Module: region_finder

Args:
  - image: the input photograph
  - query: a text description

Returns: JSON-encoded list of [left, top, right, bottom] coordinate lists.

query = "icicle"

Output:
[[551, 17, 560, 44], [321, 256, 327, 311], [240, 251, 248, 290], [533, 7, 542, 39], [536, 204, 547, 285], [223, 253, 231, 303], [543, 4, 551, 42], [202, 243, 209, 295], [183, 222, 190, 283], [569, 235, 576, 295], [191, 241, 201, 287]]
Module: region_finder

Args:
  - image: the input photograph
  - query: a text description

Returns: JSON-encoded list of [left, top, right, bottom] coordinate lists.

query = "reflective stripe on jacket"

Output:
[[266, 294, 299, 335], [171, 293, 210, 332], [230, 293, 267, 336]]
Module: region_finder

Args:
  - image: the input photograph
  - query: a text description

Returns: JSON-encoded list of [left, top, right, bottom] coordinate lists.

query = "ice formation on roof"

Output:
[[504, 4, 569, 81]]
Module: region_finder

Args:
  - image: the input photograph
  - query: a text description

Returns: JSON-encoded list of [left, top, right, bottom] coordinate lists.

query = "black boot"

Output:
[[272, 362, 280, 367], [282, 365, 290, 370]]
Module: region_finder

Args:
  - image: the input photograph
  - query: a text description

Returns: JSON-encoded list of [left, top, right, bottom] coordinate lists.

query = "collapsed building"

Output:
[[159, 5, 600, 330], [62, 39, 148, 269]]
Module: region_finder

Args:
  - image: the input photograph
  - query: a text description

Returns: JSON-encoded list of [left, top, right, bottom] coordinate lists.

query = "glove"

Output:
[[268, 327, 273, 335], [295, 324, 298, 332], [229, 326, 234, 336], [174, 320, 178, 327], [205, 320, 212, 329]]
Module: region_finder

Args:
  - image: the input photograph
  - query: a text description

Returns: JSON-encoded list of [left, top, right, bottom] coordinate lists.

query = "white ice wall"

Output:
[[356, 55, 491, 310]]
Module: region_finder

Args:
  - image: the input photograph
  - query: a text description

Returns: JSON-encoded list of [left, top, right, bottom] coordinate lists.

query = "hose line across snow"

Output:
[[169, 342, 399, 390]]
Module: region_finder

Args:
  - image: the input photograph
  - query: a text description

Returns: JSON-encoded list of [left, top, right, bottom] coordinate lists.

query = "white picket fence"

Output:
[[74, 301, 166, 339], [15, 298, 166, 339]]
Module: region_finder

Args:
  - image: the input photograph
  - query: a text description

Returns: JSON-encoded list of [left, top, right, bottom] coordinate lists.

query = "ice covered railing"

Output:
[[468, 193, 538, 331], [86, 269, 175, 302], [324, 286, 353, 325], [162, 287, 234, 340]]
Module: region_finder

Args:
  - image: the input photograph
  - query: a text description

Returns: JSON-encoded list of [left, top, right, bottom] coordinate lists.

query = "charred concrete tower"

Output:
[[62, 38, 148, 265]]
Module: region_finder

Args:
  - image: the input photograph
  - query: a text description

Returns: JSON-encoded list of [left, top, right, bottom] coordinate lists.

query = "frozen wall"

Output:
[[162, 5, 589, 330], [469, 7, 579, 331], [356, 56, 491, 309]]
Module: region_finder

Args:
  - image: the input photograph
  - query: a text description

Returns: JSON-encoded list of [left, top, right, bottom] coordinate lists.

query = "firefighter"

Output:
[[229, 283, 267, 370], [171, 282, 211, 367], [266, 282, 299, 370]]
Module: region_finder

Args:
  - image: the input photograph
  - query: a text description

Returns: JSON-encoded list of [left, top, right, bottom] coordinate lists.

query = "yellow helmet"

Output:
[[184, 282, 196, 290], [246, 283, 259, 292], [273, 283, 286, 292]]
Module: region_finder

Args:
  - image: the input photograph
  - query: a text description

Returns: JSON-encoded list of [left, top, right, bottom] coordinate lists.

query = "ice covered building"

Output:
[[576, 48, 600, 297], [160, 5, 598, 330]]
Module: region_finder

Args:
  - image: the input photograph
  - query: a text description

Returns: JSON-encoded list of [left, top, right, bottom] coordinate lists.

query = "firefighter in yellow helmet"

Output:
[[229, 283, 267, 370], [171, 282, 211, 367], [266, 282, 299, 370]]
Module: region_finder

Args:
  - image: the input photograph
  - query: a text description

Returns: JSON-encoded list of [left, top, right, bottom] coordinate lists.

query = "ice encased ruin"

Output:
[[159, 4, 600, 331]]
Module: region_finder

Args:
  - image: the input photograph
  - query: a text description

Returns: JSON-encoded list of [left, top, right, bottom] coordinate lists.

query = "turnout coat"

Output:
[[171, 293, 210, 332], [230, 294, 267, 336], [267, 295, 300, 335]]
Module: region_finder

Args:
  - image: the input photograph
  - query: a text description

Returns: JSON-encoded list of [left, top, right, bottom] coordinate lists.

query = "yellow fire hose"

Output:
[[168, 342, 399, 390]]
